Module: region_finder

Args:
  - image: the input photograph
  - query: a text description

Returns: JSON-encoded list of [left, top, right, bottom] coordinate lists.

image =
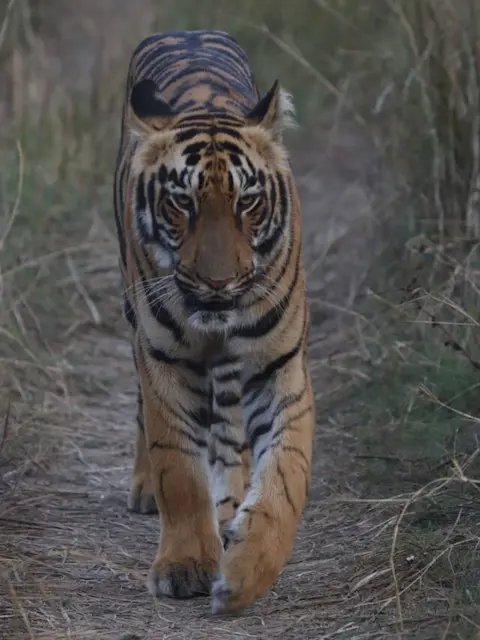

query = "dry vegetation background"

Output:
[[1, 0, 480, 638]]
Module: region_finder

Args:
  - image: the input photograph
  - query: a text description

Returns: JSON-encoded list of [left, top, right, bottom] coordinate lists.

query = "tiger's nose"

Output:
[[202, 275, 236, 290]]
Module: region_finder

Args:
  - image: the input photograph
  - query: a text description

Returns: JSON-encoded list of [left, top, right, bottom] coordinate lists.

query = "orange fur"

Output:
[[113, 30, 315, 612]]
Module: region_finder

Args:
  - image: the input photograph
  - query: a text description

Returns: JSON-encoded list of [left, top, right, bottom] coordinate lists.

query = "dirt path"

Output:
[[0, 126, 397, 639]]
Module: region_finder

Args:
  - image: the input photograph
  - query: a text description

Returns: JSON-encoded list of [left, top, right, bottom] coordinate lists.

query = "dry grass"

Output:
[[1, 0, 480, 638]]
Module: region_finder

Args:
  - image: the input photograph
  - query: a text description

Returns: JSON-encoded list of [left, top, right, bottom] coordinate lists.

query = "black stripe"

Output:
[[147, 174, 157, 216], [249, 423, 271, 451], [245, 401, 272, 431], [244, 156, 256, 176], [249, 387, 308, 452], [216, 496, 240, 508], [148, 345, 206, 376], [215, 369, 241, 383], [232, 249, 301, 338], [269, 228, 294, 284], [213, 355, 241, 367], [136, 174, 147, 211], [281, 445, 310, 468], [256, 221, 284, 257], [243, 229, 294, 310], [175, 125, 245, 141], [149, 442, 201, 458], [213, 456, 243, 468], [144, 282, 185, 344], [124, 295, 137, 330], [183, 141, 208, 155], [175, 129, 202, 144], [158, 164, 168, 184], [273, 384, 308, 421], [257, 173, 289, 256], [277, 172, 289, 213], [271, 404, 314, 445], [132, 247, 186, 345], [113, 166, 127, 267], [186, 383, 209, 397], [176, 115, 245, 128], [175, 425, 207, 448], [243, 340, 302, 394], [186, 406, 210, 428], [218, 141, 244, 155], [215, 391, 240, 408], [256, 446, 268, 462], [131, 343, 139, 372], [277, 461, 297, 514], [161, 400, 209, 444], [211, 411, 227, 425], [214, 435, 244, 451]]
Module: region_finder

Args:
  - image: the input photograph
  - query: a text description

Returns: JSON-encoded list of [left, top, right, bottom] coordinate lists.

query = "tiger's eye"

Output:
[[171, 193, 193, 209], [238, 194, 259, 211]]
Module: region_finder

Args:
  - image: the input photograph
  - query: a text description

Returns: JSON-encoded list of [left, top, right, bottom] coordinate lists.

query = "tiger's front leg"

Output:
[[212, 348, 315, 613], [210, 360, 251, 543], [137, 344, 223, 599], [128, 385, 157, 514]]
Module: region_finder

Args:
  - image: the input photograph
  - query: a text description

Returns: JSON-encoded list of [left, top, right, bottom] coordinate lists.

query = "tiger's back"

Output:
[[113, 30, 315, 614], [127, 31, 259, 113]]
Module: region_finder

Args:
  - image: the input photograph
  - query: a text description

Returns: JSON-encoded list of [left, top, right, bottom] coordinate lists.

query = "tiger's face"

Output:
[[129, 79, 295, 331]]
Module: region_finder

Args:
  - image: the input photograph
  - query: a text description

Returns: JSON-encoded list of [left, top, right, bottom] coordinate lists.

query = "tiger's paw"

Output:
[[127, 473, 157, 515], [148, 544, 221, 599], [211, 530, 279, 613]]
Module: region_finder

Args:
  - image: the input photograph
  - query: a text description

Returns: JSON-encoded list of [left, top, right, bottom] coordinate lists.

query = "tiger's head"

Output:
[[128, 78, 297, 331]]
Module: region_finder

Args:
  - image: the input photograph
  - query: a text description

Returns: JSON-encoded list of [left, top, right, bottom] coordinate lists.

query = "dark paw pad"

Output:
[[148, 562, 215, 599]]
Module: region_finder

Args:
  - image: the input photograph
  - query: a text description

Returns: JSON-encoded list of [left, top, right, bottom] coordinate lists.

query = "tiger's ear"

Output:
[[246, 80, 296, 140], [129, 79, 176, 134]]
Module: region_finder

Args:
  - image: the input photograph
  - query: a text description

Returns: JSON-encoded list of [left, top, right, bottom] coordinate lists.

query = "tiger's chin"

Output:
[[187, 309, 238, 333], [180, 288, 243, 334]]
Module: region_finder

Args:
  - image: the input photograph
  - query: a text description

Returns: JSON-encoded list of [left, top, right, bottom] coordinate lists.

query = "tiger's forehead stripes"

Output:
[[134, 127, 265, 196]]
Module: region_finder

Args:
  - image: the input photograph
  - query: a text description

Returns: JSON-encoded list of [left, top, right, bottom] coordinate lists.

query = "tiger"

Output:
[[113, 29, 315, 613]]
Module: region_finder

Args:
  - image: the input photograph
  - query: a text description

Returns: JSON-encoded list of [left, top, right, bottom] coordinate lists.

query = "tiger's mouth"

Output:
[[174, 276, 239, 313], [183, 292, 238, 313]]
